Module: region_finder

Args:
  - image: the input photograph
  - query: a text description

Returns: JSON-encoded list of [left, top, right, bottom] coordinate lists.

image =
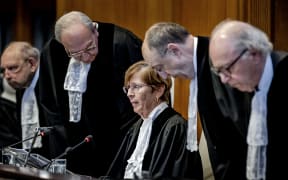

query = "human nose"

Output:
[[127, 91, 135, 102], [79, 52, 95, 63], [127, 88, 134, 96]]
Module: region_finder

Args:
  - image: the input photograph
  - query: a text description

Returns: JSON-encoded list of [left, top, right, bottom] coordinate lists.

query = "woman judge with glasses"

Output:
[[39, 11, 143, 177], [105, 61, 203, 179]]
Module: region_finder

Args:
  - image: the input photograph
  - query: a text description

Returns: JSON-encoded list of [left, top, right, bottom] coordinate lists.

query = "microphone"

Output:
[[67, 135, 93, 153], [43, 135, 93, 170], [1, 126, 53, 149]]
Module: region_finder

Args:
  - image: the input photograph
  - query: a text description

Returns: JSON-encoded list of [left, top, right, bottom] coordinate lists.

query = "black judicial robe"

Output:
[[106, 107, 203, 180], [0, 97, 19, 149], [263, 51, 288, 179], [196, 37, 253, 180], [39, 22, 143, 177]]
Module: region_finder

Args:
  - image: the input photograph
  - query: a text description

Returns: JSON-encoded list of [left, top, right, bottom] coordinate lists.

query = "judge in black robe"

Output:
[[0, 97, 19, 149], [0, 42, 50, 160], [106, 61, 203, 179], [107, 107, 203, 180], [38, 11, 142, 177], [209, 20, 288, 179]]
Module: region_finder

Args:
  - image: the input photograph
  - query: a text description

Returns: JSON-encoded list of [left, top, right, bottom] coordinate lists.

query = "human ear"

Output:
[[27, 57, 38, 71], [167, 43, 180, 56]]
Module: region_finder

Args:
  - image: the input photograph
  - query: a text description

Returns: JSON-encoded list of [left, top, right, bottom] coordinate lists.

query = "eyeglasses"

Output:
[[66, 40, 97, 60], [123, 83, 151, 94], [211, 48, 248, 76], [1, 59, 28, 74]]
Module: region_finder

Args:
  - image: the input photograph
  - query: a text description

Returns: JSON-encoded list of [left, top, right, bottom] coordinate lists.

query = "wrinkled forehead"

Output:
[[61, 24, 92, 46], [1, 51, 22, 66]]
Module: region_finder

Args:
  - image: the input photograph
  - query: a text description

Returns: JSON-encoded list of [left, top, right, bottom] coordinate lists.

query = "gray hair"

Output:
[[4, 41, 40, 61], [211, 20, 273, 55], [145, 22, 189, 57], [54, 11, 94, 42]]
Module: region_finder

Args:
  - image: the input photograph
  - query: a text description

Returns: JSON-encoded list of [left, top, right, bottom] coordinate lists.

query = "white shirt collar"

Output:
[[258, 54, 273, 92], [193, 37, 198, 76], [143, 102, 168, 121], [29, 66, 39, 90]]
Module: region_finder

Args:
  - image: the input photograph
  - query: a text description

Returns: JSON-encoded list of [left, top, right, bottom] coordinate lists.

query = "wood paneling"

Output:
[[55, 0, 287, 51], [56, 0, 174, 38], [54, 0, 286, 140], [15, 0, 31, 41], [1, 0, 287, 139], [247, 0, 271, 37], [0, 0, 55, 43], [272, 0, 288, 51], [173, 78, 190, 119]]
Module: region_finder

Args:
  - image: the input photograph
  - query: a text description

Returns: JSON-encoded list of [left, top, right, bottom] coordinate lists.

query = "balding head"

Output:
[[209, 20, 272, 92], [0, 41, 39, 89], [55, 11, 94, 43], [210, 20, 272, 58], [1, 42, 40, 62]]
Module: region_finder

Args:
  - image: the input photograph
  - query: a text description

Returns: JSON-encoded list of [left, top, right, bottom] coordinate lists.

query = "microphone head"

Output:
[[84, 135, 93, 143]]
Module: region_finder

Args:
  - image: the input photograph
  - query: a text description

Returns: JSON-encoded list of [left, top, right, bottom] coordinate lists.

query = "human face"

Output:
[[66, 38, 97, 61], [124, 72, 159, 118], [142, 40, 194, 80], [62, 24, 99, 63], [210, 41, 259, 92], [1, 55, 36, 89]]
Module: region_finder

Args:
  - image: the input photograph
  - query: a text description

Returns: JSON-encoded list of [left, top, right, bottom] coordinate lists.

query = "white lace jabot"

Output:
[[64, 58, 91, 122]]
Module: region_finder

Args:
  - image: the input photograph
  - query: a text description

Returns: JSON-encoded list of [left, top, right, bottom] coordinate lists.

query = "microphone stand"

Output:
[[23, 128, 40, 167], [2, 133, 41, 149], [43, 135, 93, 170], [1, 127, 53, 150]]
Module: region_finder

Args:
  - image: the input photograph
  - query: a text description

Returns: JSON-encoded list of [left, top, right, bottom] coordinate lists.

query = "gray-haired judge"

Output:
[[0, 41, 50, 158], [38, 11, 143, 177], [209, 19, 288, 180]]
